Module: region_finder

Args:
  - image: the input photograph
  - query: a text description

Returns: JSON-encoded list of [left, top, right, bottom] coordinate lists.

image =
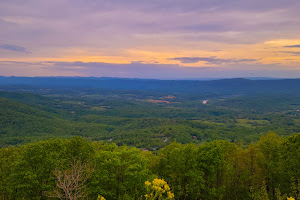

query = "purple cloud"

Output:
[[170, 57, 259, 64], [1, 0, 299, 50], [279, 51, 300, 56], [0, 0, 300, 78], [283, 45, 300, 48], [0, 44, 31, 53]]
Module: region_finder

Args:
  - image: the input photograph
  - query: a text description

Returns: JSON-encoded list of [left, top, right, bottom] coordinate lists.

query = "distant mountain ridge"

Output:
[[0, 76, 299, 95]]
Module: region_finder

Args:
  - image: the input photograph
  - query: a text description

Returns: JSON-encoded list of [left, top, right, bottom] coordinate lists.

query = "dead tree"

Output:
[[48, 159, 90, 200]]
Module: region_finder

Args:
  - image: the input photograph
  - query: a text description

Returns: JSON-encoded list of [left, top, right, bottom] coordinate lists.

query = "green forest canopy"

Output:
[[0, 133, 299, 200]]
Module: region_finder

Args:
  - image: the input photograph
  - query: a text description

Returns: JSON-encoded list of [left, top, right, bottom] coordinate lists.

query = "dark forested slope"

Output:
[[0, 97, 112, 146]]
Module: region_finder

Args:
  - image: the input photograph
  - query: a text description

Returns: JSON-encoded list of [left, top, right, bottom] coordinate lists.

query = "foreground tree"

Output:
[[144, 178, 174, 200], [48, 159, 90, 200], [89, 144, 152, 199], [156, 142, 203, 199]]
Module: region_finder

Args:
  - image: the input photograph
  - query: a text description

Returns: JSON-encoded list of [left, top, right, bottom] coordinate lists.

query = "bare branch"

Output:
[[47, 159, 91, 200]]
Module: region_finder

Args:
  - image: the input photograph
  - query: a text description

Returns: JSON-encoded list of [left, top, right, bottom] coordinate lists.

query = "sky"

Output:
[[0, 0, 300, 79]]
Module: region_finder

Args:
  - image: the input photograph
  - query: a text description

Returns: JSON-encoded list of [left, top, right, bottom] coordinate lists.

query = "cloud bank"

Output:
[[170, 57, 259, 64], [0, 0, 299, 78]]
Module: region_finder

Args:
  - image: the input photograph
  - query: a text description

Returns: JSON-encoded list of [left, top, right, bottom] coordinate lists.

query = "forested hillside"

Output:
[[0, 78, 299, 199], [2, 0, 300, 198], [0, 97, 112, 147], [0, 83, 299, 148], [0, 133, 299, 200]]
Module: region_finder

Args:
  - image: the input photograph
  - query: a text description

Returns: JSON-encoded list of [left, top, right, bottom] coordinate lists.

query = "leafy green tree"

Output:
[[256, 132, 285, 198], [280, 133, 300, 198], [89, 144, 152, 200], [0, 147, 18, 200], [157, 142, 203, 199], [197, 140, 237, 200], [7, 137, 94, 200]]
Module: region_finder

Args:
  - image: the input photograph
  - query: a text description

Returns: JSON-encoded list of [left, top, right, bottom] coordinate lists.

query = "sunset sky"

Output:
[[0, 0, 300, 79]]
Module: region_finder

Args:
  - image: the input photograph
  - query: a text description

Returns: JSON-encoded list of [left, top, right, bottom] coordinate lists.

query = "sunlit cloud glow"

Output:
[[0, 0, 299, 78]]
